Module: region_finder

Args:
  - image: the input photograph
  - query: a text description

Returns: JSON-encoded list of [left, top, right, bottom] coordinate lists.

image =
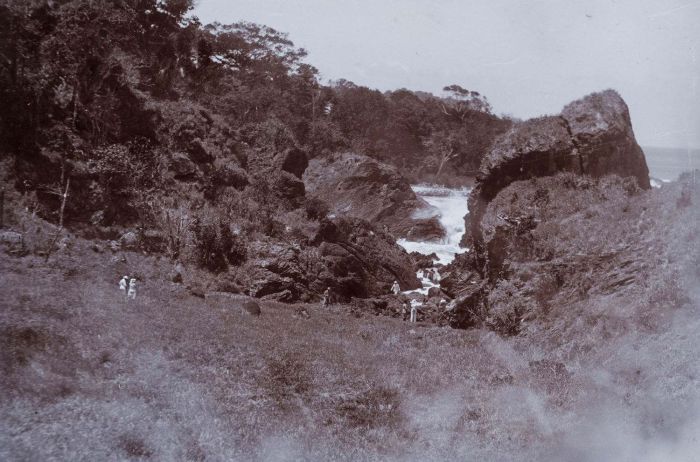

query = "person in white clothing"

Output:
[[321, 287, 331, 308], [391, 280, 401, 295], [410, 303, 417, 323], [119, 276, 129, 294], [127, 278, 137, 300]]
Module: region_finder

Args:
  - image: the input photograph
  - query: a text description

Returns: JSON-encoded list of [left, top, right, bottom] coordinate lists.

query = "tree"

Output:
[[442, 84, 493, 120], [422, 130, 467, 178]]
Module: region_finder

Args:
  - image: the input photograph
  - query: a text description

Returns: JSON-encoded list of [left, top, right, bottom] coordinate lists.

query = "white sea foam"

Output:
[[397, 185, 470, 266]]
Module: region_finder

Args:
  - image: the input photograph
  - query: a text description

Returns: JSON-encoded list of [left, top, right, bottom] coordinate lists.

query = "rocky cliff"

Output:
[[465, 90, 650, 251], [234, 217, 421, 303], [303, 152, 445, 241], [443, 90, 654, 330]]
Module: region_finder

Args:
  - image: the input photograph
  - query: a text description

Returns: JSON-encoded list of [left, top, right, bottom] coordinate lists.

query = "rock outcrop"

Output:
[[234, 217, 421, 303], [303, 152, 444, 240], [465, 89, 650, 250], [443, 90, 652, 330]]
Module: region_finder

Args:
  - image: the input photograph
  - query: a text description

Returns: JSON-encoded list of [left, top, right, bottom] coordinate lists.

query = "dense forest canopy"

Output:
[[1, 0, 510, 179], [0, 0, 513, 255]]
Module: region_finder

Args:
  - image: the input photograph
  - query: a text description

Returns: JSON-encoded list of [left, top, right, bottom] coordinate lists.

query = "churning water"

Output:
[[397, 184, 470, 266]]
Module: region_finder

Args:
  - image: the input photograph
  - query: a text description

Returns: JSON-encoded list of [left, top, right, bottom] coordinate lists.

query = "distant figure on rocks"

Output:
[[402, 301, 410, 321], [119, 276, 129, 295], [322, 287, 332, 309], [410, 303, 417, 323], [391, 280, 401, 295], [127, 278, 137, 300], [439, 299, 447, 310]]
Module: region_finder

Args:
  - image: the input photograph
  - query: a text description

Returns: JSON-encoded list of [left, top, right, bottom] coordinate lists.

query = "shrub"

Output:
[[485, 280, 538, 336], [191, 211, 247, 273]]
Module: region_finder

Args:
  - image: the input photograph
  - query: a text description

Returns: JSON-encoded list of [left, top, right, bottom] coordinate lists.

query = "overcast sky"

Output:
[[194, 0, 700, 149]]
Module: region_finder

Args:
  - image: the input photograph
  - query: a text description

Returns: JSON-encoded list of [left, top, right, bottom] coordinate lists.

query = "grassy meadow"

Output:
[[1, 176, 699, 461]]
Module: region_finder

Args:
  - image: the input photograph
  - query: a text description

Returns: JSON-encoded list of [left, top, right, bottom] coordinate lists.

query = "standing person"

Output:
[[402, 301, 410, 321], [119, 276, 129, 295], [410, 303, 417, 323], [321, 286, 332, 309], [391, 280, 401, 295], [127, 278, 137, 300]]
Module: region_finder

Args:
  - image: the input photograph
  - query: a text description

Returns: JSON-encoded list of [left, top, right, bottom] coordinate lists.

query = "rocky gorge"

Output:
[[439, 89, 664, 331]]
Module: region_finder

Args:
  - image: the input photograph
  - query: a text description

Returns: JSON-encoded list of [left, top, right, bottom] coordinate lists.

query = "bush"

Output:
[[485, 280, 538, 336], [191, 212, 246, 273]]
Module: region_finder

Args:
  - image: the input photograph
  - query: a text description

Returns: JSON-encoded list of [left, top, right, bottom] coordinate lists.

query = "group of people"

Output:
[[119, 275, 137, 300], [402, 300, 418, 323], [401, 297, 448, 323], [319, 278, 448, 323]]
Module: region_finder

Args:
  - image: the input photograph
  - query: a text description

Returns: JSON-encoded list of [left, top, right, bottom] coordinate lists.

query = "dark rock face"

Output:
[[444, 90, 651, 330], [279, 147, 309, 178], [465, 90, 650, 249], [310, 218, 421, 300], [405, 218, 445, 242], [409, 251, 439, 271], [561, 91, 649, 187], [186, 139, 214, 164], [247, 146, 309, 179], [303, 152, 445, 239], [238, 242, 308, 302], [236, 217, 421, 303]]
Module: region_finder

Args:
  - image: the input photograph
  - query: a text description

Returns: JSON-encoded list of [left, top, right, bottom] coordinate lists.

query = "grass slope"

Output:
[[1, 176, 699, 461]]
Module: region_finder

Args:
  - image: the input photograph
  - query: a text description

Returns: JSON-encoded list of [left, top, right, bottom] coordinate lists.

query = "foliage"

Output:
[[191, 210, 246, 273], [0, 0, 511, 284]]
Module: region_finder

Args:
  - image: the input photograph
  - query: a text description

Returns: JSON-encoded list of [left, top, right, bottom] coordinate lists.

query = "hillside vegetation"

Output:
[[1, 173, 698, 461], [1, 0, 511, 301], [2, 1, 700, 460]]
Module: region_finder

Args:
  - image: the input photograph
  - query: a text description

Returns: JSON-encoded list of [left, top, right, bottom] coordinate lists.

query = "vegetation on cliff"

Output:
[[1, 175, 698, 461], [0, 0, 511, 299]]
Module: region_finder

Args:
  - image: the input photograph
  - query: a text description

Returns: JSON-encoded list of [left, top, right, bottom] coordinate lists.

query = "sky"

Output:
[[193, 0, 700, 149]]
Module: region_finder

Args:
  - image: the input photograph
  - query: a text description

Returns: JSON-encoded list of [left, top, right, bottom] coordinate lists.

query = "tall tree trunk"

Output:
[[436, 149, 455, 178], [44, 178, 70, 262]]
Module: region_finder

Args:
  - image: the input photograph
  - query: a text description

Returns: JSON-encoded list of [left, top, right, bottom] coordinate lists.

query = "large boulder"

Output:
[[237, 242, 308, 301], [279, 147, 308, 178], [309, 217, 422, 300], [466, 89, 650, 250], [303, 152, 445, 239], [443, 90, 652, 331], [235, 217, 421, 303], [247, 146, 309, 179]]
